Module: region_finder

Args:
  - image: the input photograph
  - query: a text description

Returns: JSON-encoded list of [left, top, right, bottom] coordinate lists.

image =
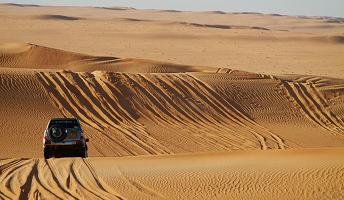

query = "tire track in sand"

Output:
[[36, 71, 169, 156], [137, 73, 269, 150], [36, 70, 289, 156], [187, 73, 285, 149], [281, 79, 344, 134], [0, 158, 123, 199]]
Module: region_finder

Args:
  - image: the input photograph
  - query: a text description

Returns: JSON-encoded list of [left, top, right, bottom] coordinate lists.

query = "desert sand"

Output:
[[0, 3, 344, 199]]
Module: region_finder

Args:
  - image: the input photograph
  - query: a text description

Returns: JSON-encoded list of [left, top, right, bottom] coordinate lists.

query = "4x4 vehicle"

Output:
[[43, 118, 89, 159]]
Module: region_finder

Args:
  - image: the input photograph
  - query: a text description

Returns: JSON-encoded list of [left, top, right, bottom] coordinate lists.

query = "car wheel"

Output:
[[48, 124, 66, 142], [44, 147, 50, 159], [79, 146, 87, 158]]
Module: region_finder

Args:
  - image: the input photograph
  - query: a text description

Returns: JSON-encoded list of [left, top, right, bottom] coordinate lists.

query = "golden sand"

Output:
[[0, 4, 343, 199]]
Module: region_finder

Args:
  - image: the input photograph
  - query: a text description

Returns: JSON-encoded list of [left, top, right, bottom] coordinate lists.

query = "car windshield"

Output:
[[49, 120, 80, 129]]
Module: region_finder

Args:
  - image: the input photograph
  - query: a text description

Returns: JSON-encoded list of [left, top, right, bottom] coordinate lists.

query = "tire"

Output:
[[79, 146, 87, 158], [44, 147, 50, 159], [48, 124, 66, 142]]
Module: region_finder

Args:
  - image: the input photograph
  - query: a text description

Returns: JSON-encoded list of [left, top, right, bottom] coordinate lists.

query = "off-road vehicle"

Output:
[[43, 118, 89, 159]]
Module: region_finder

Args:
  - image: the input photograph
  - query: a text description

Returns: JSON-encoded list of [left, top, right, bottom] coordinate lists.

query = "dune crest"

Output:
[[0, 43, 32, 53], [0, 43, 214, 73]]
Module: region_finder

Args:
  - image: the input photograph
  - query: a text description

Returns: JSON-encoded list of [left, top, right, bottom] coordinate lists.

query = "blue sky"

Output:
[[1, 0, 343, 17]]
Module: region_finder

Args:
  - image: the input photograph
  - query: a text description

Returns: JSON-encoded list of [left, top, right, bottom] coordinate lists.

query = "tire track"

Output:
[[308, 82, 344, 128], [45, 158, 78, 199], [281, 80, 344, 134], [82, 159, 125, 199], [0, 159, 64, 199], [103, 72, 253, 151], [37, 71, 168, 156], [113, 165, 166, 199], [0, 158, 26, 174], [187, 74, 286, 149], [0, 158, 124, 199], [114, 73, 271, 150], [36, 70, 289, 155]]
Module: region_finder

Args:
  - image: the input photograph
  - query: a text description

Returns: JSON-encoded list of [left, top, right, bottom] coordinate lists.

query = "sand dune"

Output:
[[1, 5, 343, 79], [0, 43, 343, 158], [1, 3, 344, 32], [1, 149, 343, 199], [1, 4, 344, 199], [0, 43, 214, 73]]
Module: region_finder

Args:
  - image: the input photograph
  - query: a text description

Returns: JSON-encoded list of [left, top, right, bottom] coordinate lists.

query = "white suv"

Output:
[[43, 118, 89, 159]]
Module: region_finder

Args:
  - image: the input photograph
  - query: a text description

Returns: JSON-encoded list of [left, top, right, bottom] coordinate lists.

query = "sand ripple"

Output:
[[2, 149, 343, 199]]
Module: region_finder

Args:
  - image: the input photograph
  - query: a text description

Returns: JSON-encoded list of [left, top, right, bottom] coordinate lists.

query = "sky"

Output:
[[1, 0, 343, 18]]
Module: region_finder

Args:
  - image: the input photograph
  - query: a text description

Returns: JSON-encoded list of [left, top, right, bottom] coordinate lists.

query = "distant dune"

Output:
[[1, 3, 343, 79], [0, 4, 343, 199]]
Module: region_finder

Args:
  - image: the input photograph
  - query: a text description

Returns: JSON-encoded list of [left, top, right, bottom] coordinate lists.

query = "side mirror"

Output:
[[85, 138, 89, 142]]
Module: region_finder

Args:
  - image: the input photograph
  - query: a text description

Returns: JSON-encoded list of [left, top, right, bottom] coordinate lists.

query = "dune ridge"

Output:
[[0, 43, 215, 73]]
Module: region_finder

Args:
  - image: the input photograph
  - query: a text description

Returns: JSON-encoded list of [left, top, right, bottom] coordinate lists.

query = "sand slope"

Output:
[[0, 43, 344, 159], [1, 149, 344, 199]]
